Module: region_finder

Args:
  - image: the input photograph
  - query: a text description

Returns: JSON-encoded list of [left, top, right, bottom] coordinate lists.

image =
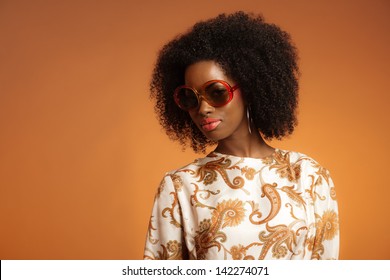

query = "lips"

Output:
[[200, 118, 221, 132]]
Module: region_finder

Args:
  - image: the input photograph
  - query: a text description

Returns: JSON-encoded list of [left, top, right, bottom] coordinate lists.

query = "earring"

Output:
[[247, 107, 252, 134]]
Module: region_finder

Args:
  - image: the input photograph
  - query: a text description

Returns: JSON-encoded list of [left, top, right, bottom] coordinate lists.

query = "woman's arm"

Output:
[[143, 174, 188, 260]]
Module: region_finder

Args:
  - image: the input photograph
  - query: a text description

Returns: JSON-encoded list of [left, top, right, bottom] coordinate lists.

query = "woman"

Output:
[[143, 11, 339, 260]]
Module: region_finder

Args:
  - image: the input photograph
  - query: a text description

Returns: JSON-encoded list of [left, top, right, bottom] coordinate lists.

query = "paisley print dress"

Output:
[[144, 149, 339, 260]]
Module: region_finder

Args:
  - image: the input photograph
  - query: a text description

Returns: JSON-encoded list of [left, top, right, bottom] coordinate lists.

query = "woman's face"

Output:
[[184, 60, 249, 142]]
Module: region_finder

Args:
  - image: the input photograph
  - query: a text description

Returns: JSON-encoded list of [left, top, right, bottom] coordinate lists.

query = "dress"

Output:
[[143, 149, 339, 260]]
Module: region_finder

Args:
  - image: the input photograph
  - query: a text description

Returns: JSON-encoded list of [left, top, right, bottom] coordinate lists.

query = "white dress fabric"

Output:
[[144, 149, 339, 260]]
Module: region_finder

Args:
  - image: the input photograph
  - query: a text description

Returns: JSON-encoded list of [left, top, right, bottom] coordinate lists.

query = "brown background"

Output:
[[0, 0, 389, 259]]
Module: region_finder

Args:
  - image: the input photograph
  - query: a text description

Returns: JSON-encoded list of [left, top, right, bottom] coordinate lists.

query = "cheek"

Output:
[[225, 91, 246, 118], [188, 111, 199, 126], [229, 89, 245, 108]]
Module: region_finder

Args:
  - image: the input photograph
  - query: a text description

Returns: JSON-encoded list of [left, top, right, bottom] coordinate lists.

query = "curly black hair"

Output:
[[150, 11, 299, 153]]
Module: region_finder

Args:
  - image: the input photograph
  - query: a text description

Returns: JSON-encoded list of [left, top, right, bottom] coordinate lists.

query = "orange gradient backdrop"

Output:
[[0, 0, 389, 259]]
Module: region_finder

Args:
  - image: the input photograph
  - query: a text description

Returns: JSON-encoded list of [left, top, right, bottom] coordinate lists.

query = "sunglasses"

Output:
[[174, 80, 239, 111]]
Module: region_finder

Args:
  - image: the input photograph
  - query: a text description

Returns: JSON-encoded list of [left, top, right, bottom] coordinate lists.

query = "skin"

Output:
[[184, 60, 275, 159]]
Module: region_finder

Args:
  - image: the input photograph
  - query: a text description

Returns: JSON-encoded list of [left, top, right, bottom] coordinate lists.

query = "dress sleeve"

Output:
[[305, 160, 340, 259], [143, 174, 188, 260]]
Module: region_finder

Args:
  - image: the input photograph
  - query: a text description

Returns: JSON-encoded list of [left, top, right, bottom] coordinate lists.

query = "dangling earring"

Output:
[[247, 107, 252, 134]]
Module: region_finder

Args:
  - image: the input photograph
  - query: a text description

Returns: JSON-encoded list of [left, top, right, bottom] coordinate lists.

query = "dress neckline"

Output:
[[207, 148, 282, 162]]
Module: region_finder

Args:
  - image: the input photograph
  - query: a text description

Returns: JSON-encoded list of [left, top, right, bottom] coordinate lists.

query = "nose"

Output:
[[197, 98, 215, 116]]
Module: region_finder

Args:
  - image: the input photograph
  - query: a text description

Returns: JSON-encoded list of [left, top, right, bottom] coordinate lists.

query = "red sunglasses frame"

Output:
[[173, 79, 239, 110]]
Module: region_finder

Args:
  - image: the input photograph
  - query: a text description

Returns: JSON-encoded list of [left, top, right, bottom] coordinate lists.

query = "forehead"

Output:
[[184, 60, 232, 86]]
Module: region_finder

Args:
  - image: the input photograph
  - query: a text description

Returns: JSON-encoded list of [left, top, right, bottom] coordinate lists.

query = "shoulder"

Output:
[[157, 155, 212, 191], [277, 149, 326, 169], [165, 154, 214, 176], [274, 149, 333, 184]]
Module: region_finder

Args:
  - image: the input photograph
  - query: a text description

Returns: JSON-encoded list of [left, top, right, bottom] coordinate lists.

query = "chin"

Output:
[[202, 131, 227, 142], [203, 134, 219, 142]]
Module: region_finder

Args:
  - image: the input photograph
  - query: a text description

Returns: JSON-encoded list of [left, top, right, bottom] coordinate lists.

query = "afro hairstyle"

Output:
[[150, 11, 299, 153]]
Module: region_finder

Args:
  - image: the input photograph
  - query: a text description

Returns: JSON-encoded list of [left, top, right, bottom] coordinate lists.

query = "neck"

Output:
[[214, 128, 275, 159]]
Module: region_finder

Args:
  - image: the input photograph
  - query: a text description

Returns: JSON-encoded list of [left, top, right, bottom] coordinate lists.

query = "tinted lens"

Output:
[[176, 88, 198, 110], [204, 82, 230, 106]]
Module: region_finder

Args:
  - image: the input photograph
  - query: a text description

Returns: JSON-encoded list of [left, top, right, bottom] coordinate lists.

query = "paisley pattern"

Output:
[[143, 149, 339, 260]]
